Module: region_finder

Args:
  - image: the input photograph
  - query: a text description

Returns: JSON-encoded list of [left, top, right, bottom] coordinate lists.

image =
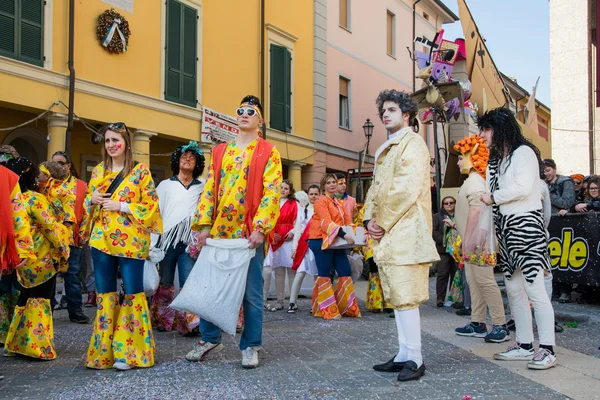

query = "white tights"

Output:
[[263, 266, 296, 302], [393, 307, 423, 367]]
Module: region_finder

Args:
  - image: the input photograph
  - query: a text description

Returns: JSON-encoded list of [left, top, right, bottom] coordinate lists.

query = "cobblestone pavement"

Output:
[[426, 276, 600, 360], [0, 294, 573, 400]]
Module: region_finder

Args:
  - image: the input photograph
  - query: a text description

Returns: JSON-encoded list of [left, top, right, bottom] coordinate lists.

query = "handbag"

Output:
[[462, 205, 497, 266], [329, 226, 366, 249]]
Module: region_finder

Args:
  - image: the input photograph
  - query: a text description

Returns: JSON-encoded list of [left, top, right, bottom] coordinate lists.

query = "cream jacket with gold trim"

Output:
[[363, 127, 440, 266]]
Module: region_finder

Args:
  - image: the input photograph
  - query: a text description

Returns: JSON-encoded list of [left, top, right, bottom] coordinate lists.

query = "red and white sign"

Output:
[[201, 106, 239, 144]]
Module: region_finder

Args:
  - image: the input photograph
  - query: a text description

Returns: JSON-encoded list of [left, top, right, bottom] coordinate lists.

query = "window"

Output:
[[0, 0, 44, 66], [165, 0, 198, 107], [423, 12, 430, 21], [386, 11, 395, 57], [270, 43, 292, 133], [339, 77, 350, 129], [340, 0, 350, 30]]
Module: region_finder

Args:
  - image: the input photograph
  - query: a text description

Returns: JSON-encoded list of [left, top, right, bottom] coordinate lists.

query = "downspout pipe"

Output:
[[65, 0, 75, 153], [260, 0, 266, 139], [412, 0, 421, 93]]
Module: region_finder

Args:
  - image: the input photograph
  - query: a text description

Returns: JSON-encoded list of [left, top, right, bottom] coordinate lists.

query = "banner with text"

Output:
[[201, 106, 239, 144], [548, 213, 600, 287]]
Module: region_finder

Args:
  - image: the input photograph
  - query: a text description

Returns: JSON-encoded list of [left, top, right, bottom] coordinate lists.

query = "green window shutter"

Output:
[[270, 44, 291, 132], [181, 4, 197, 107], [0, 0, 17, 59], [283, 48, 291, 132], [165, 0, 182, 102], [19, 0, 43, 66], [165, 0, 197, 107]]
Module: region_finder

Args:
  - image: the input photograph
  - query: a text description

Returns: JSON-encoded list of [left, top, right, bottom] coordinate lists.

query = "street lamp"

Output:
[[356, 118, 374, 203]]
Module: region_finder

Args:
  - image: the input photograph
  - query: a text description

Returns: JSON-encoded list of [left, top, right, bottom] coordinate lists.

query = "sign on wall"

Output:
[[548, 213, 600, 287], [201, 106, 239, 144], [101, 0, 134, 14]]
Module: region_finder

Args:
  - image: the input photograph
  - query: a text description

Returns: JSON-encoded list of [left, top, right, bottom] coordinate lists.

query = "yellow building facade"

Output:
[[0, 0, 315, 187]]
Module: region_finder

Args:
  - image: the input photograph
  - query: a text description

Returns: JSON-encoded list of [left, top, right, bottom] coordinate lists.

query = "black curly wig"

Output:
[[5, 157, 39, 192], [477, 107, 543, 173], [375, 89, 418, 122], [170, 146, 205, 179]]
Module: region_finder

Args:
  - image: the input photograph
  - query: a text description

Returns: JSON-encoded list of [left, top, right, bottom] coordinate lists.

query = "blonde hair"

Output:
[[101, 126, 135, 176], [320, 173, 338, 193]]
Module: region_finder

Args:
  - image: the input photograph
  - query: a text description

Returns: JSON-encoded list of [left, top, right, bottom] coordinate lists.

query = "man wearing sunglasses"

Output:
[[188, 95, 282, 369], [50, 151, 90, 324]]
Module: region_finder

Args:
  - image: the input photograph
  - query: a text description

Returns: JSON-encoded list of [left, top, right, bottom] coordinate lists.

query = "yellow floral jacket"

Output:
[[192, 140, 282, 238], [80, 162, 162, 259], [363, 128, 439, 266], [11, 184, 34, 262], [17, 191, 70, 288]]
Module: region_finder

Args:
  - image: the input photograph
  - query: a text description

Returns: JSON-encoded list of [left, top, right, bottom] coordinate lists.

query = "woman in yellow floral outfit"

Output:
[[80, 123, 162, 371], [3, 157, 70, 360]]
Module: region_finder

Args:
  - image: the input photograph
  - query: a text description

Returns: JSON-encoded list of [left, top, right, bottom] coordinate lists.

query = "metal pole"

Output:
[[432, 107, 442, 211], [356, 150, 363, 203], [65, 0, 75, 154]]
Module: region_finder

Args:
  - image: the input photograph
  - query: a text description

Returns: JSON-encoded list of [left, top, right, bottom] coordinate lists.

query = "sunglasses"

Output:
[[106, 122, 127, 132], [236, 107, 257, 117], [55, 161, 67, 166], [443, 201, 455, 205]]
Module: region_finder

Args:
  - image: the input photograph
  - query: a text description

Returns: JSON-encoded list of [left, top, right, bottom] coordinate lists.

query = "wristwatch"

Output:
[[363, 219, 370, 229]]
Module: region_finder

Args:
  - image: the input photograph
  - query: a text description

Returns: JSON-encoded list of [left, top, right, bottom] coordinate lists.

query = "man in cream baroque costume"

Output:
[[364, 90, 439, 382]]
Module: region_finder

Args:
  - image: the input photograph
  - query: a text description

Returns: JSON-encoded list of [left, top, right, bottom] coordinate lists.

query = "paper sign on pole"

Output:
[[201, 106, 239, 144]]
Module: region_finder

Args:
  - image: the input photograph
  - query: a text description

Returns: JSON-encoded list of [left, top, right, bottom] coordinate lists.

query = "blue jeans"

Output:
[[308, 239, 351, 277], [159, 242, 195, 288], [64, 246, 84, 313], [200, 243, 265, 350], [91, 248, 144, 295]]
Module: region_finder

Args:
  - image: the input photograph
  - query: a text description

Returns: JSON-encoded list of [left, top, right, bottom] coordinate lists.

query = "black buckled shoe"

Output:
[[397, 361, 425, 382], [69, 309, 90, 324], [373, 357, 407, 372]]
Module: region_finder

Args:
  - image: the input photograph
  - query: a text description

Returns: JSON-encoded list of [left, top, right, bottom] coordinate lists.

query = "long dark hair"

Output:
[[477, 107, 543, 173], [5, 157, 39, 192], [282, 179, 296, 201], [52, 151, 79, 179]]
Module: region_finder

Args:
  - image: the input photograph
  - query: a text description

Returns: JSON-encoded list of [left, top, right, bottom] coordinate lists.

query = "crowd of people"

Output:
[[0, 90, 572, 382]]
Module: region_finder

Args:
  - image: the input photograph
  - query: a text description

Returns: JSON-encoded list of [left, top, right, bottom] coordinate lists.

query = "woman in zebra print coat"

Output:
[[478, 108, 557, 371]]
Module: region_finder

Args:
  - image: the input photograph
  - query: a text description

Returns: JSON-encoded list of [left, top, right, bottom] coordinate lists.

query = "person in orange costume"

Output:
[[308, 173, 361, 320]]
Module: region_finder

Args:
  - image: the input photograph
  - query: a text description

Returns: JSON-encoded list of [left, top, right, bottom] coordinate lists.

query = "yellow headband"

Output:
[[239, 102, 263, 120]]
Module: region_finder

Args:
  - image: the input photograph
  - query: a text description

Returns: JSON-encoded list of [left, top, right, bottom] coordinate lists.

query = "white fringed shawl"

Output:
[[151, 177, 205, 251]]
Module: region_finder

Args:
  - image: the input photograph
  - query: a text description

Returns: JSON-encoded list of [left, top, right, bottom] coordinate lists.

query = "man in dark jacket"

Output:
[[543, 159, 576, 216], [432, 196, 458, 307]]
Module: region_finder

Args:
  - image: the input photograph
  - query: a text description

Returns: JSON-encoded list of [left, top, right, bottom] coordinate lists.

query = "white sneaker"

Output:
[[185, 341, 223, 362], [527, 348, 557, 370], [493, 343, 535, 361], [241, 346, 259, 369], [113, 361, 134, 371]]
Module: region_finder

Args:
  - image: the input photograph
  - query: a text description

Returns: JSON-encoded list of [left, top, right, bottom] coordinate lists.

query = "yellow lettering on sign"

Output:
[[569, 241, 587, 269], [548, 240, 561, 268], [559, 229, 571, 267], [548, 228, 589, 271]]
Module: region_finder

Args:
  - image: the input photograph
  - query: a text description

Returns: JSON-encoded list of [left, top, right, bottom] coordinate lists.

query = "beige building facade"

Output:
[[550, 0, 599, 175]]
